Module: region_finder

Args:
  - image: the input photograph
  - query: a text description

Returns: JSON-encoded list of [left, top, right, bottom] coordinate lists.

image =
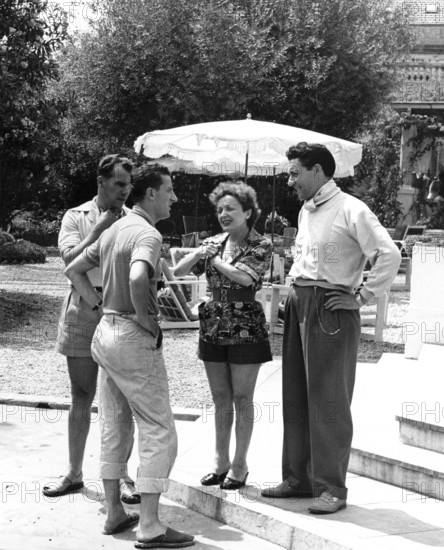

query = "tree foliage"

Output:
[[59, 0, 412, 144], [53, 0, 412, 217], [244, 0, 413, 137], [0, 0, 68, 227], [353, 108, 404, 227]]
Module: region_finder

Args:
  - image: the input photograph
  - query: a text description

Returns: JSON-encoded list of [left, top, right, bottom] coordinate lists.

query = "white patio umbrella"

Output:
[[135, 116, 363, 275], [134, 115, 362, 179]]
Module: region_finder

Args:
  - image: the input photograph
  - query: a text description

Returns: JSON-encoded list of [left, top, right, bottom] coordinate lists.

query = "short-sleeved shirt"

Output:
[[58, 197, 130, 287], [84, 205, 162, 315], [192, 229, 272, 345]]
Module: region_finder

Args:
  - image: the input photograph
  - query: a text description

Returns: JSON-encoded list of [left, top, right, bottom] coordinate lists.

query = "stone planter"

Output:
[[404, 242, 444, 358]]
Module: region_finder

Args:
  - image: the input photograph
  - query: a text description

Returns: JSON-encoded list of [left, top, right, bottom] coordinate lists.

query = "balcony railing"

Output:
[[393, 63, 444, 103]]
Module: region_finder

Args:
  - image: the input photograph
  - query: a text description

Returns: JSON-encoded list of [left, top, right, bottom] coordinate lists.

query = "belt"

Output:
[[211, 288, 256, 302], [94, 286, 103, 293]]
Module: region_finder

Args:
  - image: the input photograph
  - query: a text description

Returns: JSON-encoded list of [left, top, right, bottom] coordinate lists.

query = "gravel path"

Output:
[[0, 256, 281, 409], [0, 254, 407, 408]]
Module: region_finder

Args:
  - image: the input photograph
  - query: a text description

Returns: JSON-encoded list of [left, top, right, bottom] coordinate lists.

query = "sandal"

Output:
[[42, 476, 84, 497]]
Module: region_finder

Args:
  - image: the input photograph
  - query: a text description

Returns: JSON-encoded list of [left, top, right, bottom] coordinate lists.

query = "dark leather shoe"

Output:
[[200, 471, 228, 486], [220, 472, 248, 490], [261, 480, 313, 498], [308, 491, 346, 514]]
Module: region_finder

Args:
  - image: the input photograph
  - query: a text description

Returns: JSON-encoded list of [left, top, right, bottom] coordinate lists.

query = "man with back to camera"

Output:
[[43, 154, 139, 504], [64, 165, 195, 547], [262, 142, 401, 514]]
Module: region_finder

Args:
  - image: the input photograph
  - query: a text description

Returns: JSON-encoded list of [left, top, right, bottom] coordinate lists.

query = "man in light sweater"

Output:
[[262, 142, 401, 513]]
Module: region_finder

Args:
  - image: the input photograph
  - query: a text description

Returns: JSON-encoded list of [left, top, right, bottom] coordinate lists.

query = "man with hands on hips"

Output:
[[262, 142, 401, 514]]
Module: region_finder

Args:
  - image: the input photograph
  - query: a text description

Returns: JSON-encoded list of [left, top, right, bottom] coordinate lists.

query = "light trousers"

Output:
[[92, 314, 177, 493]]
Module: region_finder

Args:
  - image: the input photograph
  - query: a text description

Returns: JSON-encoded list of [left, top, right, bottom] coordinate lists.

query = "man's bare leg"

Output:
[[103, 479, 134, 532], [66, 356, 98, 480], [136, 493, 165, 540]]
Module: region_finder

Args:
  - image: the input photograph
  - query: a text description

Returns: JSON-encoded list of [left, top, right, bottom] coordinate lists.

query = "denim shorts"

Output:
[[198, 338, 272, 364]]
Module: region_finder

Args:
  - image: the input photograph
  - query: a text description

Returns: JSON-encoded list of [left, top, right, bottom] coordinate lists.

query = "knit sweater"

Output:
[[289, 180, 401, 301]]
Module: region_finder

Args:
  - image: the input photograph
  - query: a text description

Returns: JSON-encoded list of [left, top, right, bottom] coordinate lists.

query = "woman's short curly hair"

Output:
[[209, 181, 261, 230]]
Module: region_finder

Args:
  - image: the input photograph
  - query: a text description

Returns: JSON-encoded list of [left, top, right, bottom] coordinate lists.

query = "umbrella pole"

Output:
[[194, 177, 201, 232], [270, 167, 276, 282], [244, 151, 249, 184], [271, 167, 276, 243]]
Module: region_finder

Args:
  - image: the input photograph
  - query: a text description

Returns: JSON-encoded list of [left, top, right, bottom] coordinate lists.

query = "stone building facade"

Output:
[[392, 1, 444, 222]]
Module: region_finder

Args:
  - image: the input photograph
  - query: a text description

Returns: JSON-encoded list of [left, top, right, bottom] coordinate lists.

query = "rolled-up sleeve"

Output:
[[83, 239, 101, 268], [58, 210, 82, 256], [130, 230, 162, 277], [192, 237, 213, 277], [234, 239, 273, 283]]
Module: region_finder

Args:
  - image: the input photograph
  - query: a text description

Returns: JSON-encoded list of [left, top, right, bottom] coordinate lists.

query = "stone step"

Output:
[[3, 357, 444, 550], [347, 353, 444, 501], [349, 441, 444, 501], [396, 414, 444, 454]]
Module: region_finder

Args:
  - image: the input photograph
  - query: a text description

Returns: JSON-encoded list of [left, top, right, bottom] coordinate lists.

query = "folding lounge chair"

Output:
[[158, 259, 204, 329], [158, 285, 200, 329]]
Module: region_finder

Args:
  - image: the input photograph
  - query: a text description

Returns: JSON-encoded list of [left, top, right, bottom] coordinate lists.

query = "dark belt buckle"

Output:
[[220, 288, 228, 302]]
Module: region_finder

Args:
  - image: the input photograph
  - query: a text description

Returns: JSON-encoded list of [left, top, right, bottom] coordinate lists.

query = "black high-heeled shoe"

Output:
[[200, 471, 228, 486], [220, 472, 249, 490]]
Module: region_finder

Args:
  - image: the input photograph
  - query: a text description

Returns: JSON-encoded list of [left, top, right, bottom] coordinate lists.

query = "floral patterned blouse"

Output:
[[192, 229, 272, 345]]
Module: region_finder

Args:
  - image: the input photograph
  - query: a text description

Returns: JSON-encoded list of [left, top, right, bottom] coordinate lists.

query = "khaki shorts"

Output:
[[56, 288, 100, 357]]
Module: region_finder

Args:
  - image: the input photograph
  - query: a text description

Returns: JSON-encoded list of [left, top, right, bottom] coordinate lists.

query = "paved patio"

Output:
[[1, 352, 443, 549]]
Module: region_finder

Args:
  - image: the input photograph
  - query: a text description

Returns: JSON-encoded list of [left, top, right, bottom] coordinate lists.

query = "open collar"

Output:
[[210, 227, 262, 247], [131, 204, 155, 226], [304, 179, 340, 212]]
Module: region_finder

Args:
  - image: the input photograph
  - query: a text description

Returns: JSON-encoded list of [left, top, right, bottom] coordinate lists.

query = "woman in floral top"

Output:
[[174, 181, 272, 490]]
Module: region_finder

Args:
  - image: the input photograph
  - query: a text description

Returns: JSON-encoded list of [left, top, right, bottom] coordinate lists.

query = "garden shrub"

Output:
[[11, 217, 61, 247], [0, 232, 15, 246], [404, 234, 444, 256], [0, 240, 47, 264]]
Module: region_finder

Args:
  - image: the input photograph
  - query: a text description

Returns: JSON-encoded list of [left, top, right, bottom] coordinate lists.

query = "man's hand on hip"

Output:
[[324, 291, 361, 311]]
